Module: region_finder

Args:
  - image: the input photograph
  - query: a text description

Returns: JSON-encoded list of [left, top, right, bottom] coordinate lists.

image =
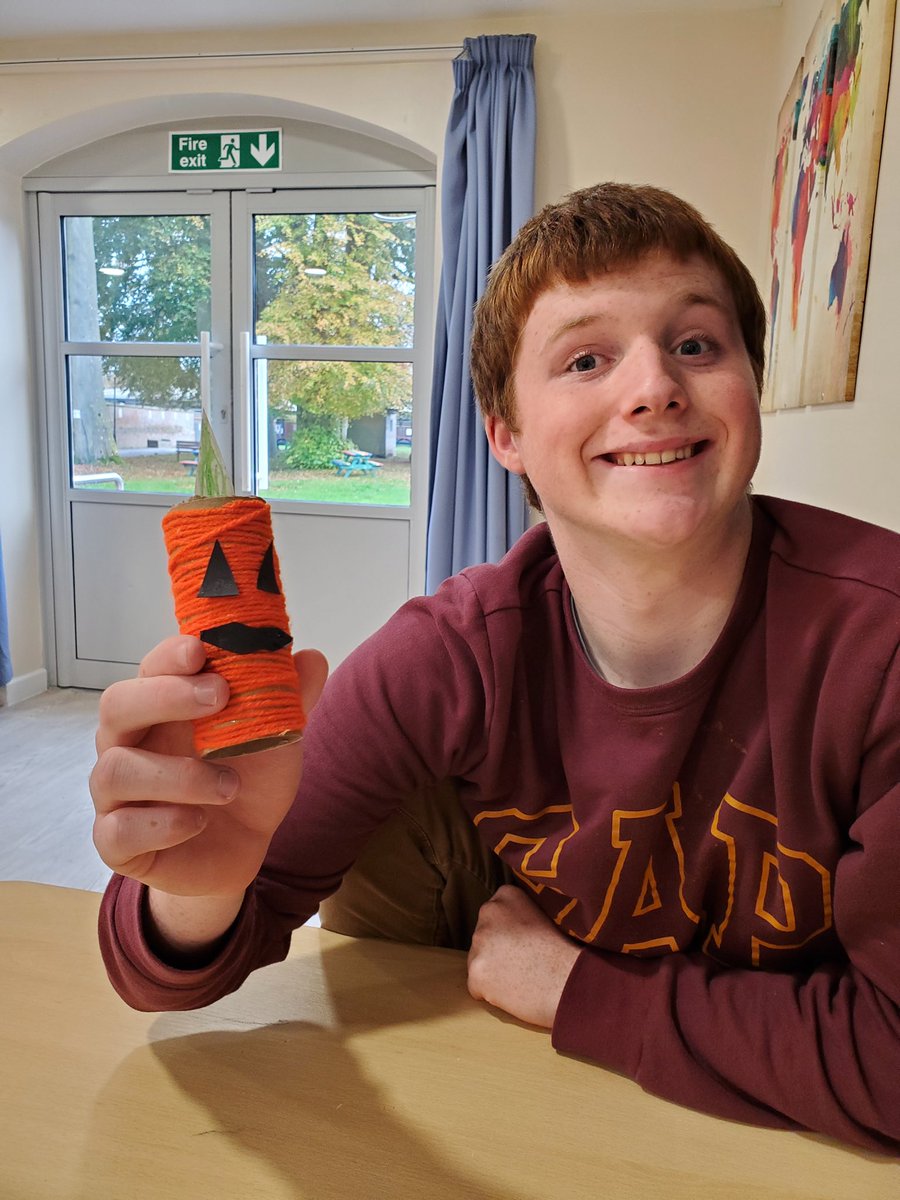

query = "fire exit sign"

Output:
[[169, 129, 282, 173]]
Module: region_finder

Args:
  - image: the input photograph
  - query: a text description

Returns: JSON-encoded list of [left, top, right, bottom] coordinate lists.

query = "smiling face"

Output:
[[485, 252, 762, 558]]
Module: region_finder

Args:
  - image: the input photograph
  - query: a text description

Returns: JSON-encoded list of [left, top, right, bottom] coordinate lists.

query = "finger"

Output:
[[96, 671, 229, 753], [293, 647, 329, 717], [90, 745, 239, 816], [138, 635, 208, 679], [466, 936, 492, 1003], [466, 965, 486, 1003], [92, 803, 208, 878], [483, 884, 533, 921], [473, 886, 509, 927]]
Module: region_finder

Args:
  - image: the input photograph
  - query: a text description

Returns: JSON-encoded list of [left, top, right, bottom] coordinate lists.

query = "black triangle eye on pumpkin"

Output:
[[257, 542, 280, 594], [195, 536, 291, 656], [197, 539, 239, 598], [162, 491, 305, 759]]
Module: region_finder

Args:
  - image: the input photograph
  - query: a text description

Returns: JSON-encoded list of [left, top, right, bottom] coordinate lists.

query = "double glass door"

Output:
[[38, 186, 433, 687]]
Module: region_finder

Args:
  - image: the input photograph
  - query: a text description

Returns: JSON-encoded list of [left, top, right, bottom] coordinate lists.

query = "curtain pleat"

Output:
[[425, 34, 536, 593]]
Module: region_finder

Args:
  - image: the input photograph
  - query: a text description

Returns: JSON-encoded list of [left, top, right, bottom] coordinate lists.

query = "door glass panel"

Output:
[[63, 215, 212, 343], [255, 359, 412, 506], [69, 354, 200, 494], [254, 212, 415, 348]]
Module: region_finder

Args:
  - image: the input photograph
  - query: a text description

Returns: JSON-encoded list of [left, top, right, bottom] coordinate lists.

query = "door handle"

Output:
[[199, 331, 224, 417]]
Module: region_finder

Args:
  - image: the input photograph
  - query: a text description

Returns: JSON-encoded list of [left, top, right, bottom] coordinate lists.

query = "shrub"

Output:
[[280, 418, 348, 470]]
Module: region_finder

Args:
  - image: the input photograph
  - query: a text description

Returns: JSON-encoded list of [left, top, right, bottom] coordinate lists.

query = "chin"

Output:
[[607, 493, 744, 551]]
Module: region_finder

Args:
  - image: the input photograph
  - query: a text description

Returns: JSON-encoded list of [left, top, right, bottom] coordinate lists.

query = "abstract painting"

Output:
[[763, 0, 896, 411]]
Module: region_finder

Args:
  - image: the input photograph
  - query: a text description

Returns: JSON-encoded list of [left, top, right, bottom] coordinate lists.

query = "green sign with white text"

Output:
[[169, 130, 282, 173]]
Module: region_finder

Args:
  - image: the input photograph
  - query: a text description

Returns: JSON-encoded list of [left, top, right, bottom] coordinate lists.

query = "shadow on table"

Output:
[[76, 935, 524, 1200]]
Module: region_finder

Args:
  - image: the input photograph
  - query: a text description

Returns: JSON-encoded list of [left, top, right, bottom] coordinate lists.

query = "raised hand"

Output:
[[90, 634, 328, 901]]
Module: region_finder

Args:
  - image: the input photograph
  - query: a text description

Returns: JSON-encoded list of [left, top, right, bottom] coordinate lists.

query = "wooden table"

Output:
[[2, 882, 897, 1200]]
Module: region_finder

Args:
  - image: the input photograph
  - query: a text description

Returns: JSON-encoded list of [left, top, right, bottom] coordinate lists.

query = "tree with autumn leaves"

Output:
[[80, 208, 415, 467], [254, 210, 415, 466]]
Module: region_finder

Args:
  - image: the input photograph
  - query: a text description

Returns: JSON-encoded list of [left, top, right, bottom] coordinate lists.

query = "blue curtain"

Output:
[[0, 533, 12, 687], [425, 34, 536, 593]]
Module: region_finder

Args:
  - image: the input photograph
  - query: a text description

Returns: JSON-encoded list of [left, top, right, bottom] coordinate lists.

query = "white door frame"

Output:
[[36, 190, 232, 687], [33, 184, 434, 687], [230, 186, 434, 593]]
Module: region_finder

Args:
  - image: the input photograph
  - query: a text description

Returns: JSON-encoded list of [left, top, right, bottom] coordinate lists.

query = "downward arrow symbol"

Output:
[[250, 134, 276, 166]]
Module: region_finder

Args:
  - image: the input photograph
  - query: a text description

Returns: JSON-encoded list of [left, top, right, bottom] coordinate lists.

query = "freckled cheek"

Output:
[[711, 381, 760, 430], [718, 400, 762, 478], [735, 391, 763, 444]]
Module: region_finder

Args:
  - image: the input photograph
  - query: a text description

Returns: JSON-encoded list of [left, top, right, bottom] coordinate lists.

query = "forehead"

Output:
[[521, 252, 736, 339]]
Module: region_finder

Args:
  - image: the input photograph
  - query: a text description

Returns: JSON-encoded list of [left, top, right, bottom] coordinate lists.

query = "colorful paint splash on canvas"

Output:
[[763, 0, 895, 411]]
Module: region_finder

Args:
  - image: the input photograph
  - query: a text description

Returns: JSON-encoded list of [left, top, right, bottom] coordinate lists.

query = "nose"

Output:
[[621, 340, 688, 418]]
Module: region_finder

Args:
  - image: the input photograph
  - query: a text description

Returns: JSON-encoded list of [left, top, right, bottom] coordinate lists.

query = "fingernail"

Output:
[[194, 677, 221, 707], [216, 769, 239, 800]]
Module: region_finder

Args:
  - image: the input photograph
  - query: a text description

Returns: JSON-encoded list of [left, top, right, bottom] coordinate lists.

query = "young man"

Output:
[[92, 184, 900, 1153]]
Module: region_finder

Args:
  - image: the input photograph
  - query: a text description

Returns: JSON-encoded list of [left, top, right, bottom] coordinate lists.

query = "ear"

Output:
[[484, 415, 525, 475]]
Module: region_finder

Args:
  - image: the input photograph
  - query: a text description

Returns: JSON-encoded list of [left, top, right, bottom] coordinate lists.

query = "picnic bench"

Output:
[[176, 440, 199, 462], [331, 450, 382, 477]]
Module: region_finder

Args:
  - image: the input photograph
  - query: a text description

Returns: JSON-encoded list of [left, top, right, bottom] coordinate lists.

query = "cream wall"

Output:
[[0, 170, 43, 701], [0, 2, 895, 695]]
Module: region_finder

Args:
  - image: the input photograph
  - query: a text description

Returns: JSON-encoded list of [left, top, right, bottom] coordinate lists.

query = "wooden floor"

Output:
[[0, 687, 111, 892]]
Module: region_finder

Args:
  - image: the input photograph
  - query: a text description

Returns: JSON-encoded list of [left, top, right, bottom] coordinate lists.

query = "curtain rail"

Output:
[[0, 44, 463, 68]]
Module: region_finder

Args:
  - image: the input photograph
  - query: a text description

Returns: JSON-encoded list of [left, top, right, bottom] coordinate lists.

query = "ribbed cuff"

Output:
[[551, 947, 654, 1078], [98, 874, 277, 1012]]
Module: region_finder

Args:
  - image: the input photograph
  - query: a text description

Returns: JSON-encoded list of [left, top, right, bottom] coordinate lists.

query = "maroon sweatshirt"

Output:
[[100, 496, 900, 1152]]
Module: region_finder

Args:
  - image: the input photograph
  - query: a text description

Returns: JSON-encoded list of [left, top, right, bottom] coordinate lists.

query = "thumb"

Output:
[[293, 647, 329, 718]]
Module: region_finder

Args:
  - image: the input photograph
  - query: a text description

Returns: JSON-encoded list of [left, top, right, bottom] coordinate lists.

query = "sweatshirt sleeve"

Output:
[[552, 649, 900, 1155], [97, 582, 492, 1011], [98, 874, 294, 1012]]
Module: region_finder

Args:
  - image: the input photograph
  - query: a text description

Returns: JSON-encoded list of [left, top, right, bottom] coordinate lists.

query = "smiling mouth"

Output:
[[603, 441, 707, 467]]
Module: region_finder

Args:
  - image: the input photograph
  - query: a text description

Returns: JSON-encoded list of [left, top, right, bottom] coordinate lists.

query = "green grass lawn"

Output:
[[75, 455, 411, 506], [260, 472, 408, 505]]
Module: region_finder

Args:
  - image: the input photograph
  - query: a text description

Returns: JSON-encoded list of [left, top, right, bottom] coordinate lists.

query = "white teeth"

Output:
[[612, 444, 696, 466]]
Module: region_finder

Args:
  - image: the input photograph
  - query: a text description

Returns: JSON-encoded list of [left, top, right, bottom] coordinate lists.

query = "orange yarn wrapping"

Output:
[[161, 496, 305, 758]]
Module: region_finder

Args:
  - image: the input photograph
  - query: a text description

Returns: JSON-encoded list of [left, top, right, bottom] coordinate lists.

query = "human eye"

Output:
[[566, 350, 602, 373], [675, 335, 716, 358]]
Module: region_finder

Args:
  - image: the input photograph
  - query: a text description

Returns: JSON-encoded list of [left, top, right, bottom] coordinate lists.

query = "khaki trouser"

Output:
[[318, 780, 515, 951]]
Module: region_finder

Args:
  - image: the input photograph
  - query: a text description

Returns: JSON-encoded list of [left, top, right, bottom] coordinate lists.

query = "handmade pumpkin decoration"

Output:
[[161, 420, 305, 758]]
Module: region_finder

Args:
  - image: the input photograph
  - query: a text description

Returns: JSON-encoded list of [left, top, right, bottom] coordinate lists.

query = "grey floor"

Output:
[[0, 687, 321, 923], [0, 685, 326, 935], [0, 686, 111, 892]]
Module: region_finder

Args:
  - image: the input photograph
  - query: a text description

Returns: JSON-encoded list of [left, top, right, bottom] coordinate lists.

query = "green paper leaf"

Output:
[[195, 411, 235, 498]]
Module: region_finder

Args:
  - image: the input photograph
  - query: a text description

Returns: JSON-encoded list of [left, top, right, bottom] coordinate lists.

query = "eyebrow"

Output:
[[542, 289, 735, 350], [675, 290, 735, 317], [544, 313, 610, 347]]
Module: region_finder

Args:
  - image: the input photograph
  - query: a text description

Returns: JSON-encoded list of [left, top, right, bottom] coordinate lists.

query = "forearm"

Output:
[[145, 888, 246, 967], [552, 948, 900, 1154]]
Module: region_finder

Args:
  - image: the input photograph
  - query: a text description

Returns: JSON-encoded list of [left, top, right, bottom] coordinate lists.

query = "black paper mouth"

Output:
[[200, 622, 293, 654]]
